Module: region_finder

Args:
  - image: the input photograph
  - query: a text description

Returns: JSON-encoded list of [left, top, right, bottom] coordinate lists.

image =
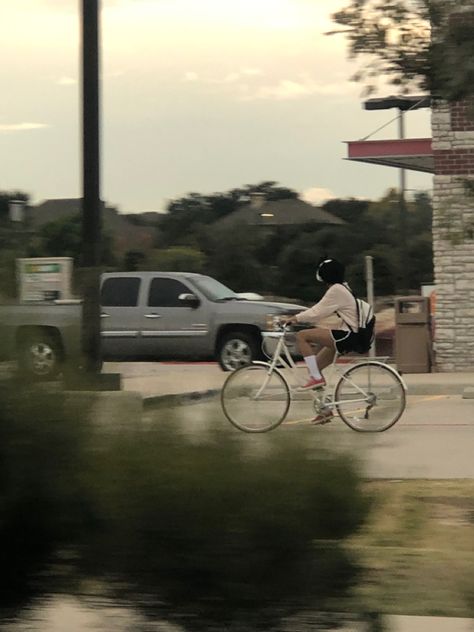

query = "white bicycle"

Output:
[[221, 324, 407, 433]]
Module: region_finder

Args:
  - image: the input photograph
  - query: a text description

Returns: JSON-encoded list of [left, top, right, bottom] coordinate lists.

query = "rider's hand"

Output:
[[283, 315, 297, 326]]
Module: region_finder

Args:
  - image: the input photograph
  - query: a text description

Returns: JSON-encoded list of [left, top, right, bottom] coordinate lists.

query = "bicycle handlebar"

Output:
[[275, 320, 291, 332]]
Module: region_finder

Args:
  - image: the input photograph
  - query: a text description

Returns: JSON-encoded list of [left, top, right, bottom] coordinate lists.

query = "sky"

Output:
[[0, 0, 433, 213]]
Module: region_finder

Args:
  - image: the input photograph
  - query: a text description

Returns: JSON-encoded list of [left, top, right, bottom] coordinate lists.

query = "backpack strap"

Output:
[[335, 283, 359, 333]]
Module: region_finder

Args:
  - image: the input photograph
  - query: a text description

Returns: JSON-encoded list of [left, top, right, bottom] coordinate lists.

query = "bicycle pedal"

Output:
[[318, 406, 332, 415]]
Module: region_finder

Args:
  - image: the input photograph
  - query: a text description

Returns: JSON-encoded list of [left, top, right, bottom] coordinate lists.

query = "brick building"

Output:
[[432, 95, 474, 370], [346, 6, 474, 371]]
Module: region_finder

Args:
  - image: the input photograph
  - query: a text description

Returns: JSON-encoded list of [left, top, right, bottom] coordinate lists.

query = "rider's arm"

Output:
[[294, 285, 342, 323]]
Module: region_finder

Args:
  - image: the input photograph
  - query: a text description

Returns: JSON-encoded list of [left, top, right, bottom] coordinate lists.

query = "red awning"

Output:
[[346, 138, 433, 174]]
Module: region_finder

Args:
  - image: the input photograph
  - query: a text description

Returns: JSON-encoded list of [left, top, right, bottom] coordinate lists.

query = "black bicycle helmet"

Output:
[[316, 257, 345, 284]]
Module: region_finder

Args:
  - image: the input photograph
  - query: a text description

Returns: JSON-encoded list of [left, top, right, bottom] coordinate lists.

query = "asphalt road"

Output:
[[285, 393, 474, 479], [155, 394, 474, 480]]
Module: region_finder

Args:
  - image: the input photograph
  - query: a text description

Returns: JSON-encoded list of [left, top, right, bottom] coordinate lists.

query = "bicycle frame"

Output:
[[261, 329, 407, 411]]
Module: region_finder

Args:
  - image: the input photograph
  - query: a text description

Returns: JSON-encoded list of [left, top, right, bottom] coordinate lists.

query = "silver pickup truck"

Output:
[[100, 272, 305, 370], [0, 272, 304, 377], [0, 301, 83, 379]]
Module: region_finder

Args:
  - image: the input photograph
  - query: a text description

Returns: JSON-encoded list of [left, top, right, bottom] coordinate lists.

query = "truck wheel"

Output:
[[18, 332, 63, 380], [217, 331, 260, 371]]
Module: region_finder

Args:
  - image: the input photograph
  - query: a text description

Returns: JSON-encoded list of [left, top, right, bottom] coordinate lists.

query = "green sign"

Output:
[[25, 263, 61, 274]]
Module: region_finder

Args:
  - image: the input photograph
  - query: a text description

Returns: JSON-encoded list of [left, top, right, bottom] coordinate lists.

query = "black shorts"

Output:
[[331, 329, 359, 355]]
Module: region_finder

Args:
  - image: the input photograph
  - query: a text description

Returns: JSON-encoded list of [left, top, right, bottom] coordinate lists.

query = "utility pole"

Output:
[[363, 95, 431, 293], [81, 0, 102, 373], [398, 109, 408, 292]]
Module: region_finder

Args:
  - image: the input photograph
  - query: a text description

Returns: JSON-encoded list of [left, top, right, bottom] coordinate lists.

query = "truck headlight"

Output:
[[265, 314, 282, 331]]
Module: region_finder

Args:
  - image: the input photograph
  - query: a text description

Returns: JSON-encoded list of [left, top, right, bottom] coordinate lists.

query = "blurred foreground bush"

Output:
[[0, 385, 371, 630], [0, 382, 93, 611], [80, 421, 371, 629]]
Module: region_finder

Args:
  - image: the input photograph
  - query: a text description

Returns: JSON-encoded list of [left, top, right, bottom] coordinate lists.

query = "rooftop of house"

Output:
[[27, 198, 156, 254], [214, 194, 345, 227]]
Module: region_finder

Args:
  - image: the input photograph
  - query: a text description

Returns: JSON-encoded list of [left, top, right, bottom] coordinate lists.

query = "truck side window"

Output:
[[101, 277, 141, 307], [148, 278, 190, 307]]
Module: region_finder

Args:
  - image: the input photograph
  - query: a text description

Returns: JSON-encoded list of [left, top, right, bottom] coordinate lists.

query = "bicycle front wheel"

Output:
[[221, 363, 290, 433], [334, 362, 406, 432]]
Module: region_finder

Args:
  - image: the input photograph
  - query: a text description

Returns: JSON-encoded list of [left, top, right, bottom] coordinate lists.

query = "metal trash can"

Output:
[[395, 296, 432, 373]]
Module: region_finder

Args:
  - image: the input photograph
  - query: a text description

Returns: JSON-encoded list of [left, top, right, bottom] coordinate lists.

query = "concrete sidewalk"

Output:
[[350, 616, 473, 632], [103, 361, 474, 406]]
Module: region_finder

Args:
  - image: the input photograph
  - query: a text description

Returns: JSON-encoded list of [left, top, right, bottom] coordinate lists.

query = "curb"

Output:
[[462, 387, 474, 399], [143, 388, 220, 409], [406, 384, 474, 396], [142, 384, 474, 408]]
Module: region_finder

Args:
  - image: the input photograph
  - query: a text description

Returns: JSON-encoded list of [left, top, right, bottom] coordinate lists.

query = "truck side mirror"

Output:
[[178, 293, 200, 308]]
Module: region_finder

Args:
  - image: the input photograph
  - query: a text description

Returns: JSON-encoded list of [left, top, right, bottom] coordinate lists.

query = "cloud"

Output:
[[301, 187, 335, 205], [56, 76, 77, 86], [180, 68, 357, 103], [242, 76, 358, 101], [183, 71, 200, 82], [240, 68, 264, 77], [248, 79, 312, 100], [183, 67, 264, 85], [55, 71, 124, 86], [0, 122, 50, 133], [220, 68, 264, 84], [34, 0, 121, 9], [222, 72, 241, 84]]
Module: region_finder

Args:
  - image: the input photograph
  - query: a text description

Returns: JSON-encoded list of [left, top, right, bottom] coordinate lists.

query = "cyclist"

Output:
[[284, 257, 359, 423]]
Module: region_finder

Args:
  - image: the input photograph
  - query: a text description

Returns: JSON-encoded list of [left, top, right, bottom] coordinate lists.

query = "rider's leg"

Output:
[[316, 345, 336, 372], [296, 328, 336, 384]]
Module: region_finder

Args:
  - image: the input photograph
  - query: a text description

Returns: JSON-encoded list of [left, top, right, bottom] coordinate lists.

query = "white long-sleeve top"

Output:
[[295, 283, 358, 331]]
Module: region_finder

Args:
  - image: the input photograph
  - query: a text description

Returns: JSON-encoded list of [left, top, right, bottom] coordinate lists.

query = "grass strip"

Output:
[[346, 480, 474, 617]]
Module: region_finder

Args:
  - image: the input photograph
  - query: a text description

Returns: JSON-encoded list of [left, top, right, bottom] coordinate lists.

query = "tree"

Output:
[[156, 183, 432, 299], [201, 223, 268, 292], [0, 191, 32, 299], [322, 198, 370, 224], [32, 214, 116, 266], [329, 0, 474, 101], [239, 180, 298, 202], [159, 182, 298, 248], [276, 192, 432, 300], [0, 248, 21, 299], [346, 247, 398, 296], [123, 250, 146, 271], [142, 246, 206, 273]]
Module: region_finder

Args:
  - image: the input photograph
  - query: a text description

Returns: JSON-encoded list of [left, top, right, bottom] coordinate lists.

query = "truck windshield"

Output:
[[189, 276, 238, 302]]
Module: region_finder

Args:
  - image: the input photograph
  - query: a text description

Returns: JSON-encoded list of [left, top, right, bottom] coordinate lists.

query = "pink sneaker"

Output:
[[311, 410, 334, 425], [300, 376, 326, 390]]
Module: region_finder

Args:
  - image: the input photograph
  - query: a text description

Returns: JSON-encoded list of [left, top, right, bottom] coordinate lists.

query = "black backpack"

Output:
[[337, 287, 376, 354], [353, 296, 376, 353]]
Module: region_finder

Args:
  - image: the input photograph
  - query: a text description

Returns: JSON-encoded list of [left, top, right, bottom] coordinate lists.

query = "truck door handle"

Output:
[[101, 313, 110, 318], [145, 313, 162, 319]]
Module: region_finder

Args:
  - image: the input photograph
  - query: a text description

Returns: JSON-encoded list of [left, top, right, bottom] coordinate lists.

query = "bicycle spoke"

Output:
[[221, 364, 290, 433], [334, 362, 406, 432]]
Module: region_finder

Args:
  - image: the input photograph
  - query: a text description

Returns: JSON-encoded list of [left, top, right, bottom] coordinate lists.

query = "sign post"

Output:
[[365, 255, 376, 357]]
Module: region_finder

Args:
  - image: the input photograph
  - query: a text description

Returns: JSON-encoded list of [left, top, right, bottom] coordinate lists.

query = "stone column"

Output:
[[432, 91, 474, 370]]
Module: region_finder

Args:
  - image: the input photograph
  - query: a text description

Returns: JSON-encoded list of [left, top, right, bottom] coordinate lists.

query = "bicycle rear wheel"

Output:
[[221, 363, 290, 433], [334, 362, 406, 432]]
